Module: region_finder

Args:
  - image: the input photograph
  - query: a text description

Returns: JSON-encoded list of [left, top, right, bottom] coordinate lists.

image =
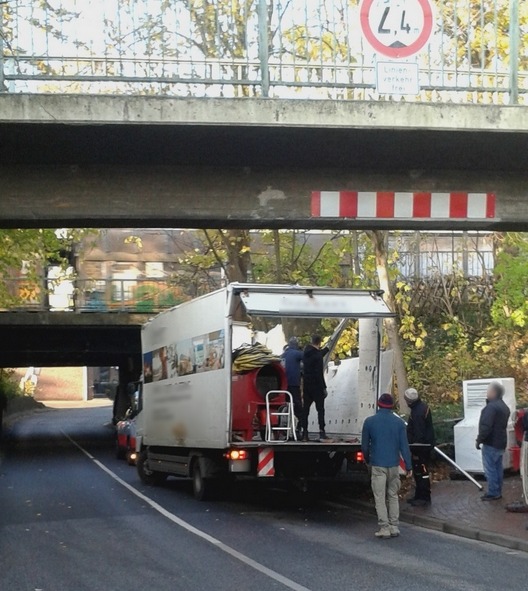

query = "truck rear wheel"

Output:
[[137, 448, 167, 486], [192, 462, 215, 501]]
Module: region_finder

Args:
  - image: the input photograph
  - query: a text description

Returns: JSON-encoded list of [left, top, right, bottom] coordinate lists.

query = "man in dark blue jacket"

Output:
[[281, 337, 304, 427], [301, 334, 329, 441], [476, 381, 510, 500], [362, 393, 412, 539]]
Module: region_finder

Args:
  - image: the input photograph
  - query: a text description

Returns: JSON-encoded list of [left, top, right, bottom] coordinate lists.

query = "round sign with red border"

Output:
[[360, 0, 434, 59]]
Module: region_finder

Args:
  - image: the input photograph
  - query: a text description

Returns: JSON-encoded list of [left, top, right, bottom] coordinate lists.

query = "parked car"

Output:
[[116, 408, 138, 465]]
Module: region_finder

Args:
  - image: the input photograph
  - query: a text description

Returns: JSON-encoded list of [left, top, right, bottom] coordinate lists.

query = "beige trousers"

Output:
[[371, 466, 401, 529]]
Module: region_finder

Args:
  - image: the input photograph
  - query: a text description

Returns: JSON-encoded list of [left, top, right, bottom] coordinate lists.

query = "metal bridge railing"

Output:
[[0, 0, 525, 104], [1, 247, 493, 314], [1, 277, 186, 313]]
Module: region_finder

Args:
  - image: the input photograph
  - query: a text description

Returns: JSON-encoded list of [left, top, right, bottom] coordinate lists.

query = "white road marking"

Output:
[[63, 433, 311, 591]]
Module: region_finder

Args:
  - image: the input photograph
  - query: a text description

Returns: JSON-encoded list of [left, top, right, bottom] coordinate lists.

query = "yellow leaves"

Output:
[[124, 235, 143, 250], [510, 309, 527, 327], [282, 25, 349, 64], [395, 281, 411, 292]]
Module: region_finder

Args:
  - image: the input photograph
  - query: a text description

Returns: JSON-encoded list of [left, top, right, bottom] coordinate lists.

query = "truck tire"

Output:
[[192, 462, 214, 501], [137, 449, 167, 486]]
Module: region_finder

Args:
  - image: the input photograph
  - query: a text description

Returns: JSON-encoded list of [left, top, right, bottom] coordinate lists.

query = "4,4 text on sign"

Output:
[[360, 0, 434, 59]]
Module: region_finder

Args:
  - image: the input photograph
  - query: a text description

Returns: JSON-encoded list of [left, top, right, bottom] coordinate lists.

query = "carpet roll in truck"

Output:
[[135, 283, 394, 499]]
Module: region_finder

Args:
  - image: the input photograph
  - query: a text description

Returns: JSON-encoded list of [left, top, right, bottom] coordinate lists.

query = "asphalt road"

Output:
[[1, 404, 527, 591]]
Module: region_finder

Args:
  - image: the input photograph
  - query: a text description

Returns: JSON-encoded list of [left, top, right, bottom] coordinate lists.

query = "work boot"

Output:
[[389, 526, 400, 538], [409, 498, 430, 507], [374, 527, 391, 539], [481, 494, 502, 501], [301, 431, 309, 442], [319, 430, 330, 440]]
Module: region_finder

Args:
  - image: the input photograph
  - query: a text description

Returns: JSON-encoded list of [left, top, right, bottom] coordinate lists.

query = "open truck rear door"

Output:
[[233, 284, 395, 319]]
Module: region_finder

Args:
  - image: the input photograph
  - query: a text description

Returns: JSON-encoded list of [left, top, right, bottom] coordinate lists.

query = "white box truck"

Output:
[[135, 283, 394, 499]]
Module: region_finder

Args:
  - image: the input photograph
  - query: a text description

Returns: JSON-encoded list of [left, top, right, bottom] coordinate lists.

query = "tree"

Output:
[[0, 0, 91, 89], [0, 228, 90, 308], [174, 228, 414, 409], [366, 230, 409, 411], [4, 0, 527, 101], [491, 233, 528, 328]]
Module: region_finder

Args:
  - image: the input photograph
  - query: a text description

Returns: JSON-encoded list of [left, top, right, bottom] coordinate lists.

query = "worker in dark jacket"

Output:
[[404, 388, 435, 506], [281, 337, 304, 425], [476, 381, 510, 500], [300, 335, 329, 441]]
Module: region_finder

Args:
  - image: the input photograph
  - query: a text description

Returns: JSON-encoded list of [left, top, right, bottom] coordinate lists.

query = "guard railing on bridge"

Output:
[[0, 0, 525, 104], [2, 278, 187, 314]]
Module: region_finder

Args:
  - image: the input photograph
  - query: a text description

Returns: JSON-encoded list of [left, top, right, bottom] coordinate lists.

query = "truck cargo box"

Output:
[[135, 284, 395, 498]]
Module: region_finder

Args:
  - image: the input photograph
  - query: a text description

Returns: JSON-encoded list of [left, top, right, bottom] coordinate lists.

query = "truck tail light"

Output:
[[227, 449, 248, 461], [355, 451, 364, 463]]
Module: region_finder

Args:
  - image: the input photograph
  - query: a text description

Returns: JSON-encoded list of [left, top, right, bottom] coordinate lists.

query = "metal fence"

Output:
[[2, 277, 186, 313], [0, 0, 526, 103], [2, 243, 493, 314], [396, 249, 494, 278]]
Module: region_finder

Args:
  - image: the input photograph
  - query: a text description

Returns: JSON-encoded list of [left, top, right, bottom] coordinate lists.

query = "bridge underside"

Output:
[[0, 96, 527, 231], [0, 313, 141, 368]]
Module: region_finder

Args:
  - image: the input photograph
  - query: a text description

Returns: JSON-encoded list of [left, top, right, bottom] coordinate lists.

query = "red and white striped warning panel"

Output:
[[257, 447, 275, 477], [311, 191, 496, 220]]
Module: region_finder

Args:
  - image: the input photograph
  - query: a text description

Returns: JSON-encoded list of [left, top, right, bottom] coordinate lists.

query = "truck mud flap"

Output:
[[257, 447, 275, 477]]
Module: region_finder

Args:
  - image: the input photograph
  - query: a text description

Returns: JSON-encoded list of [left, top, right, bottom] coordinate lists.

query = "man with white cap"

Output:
[[405, 387, 435, 507]]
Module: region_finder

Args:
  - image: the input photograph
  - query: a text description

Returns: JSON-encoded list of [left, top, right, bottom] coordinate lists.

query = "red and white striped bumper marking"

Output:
[[257, 447, 275, 477], [311, 191, 496, 220]]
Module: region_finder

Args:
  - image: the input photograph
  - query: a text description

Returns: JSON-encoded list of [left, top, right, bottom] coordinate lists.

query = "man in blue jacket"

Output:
[[281, 337, 304, 430], [362, 393, 412, 539]]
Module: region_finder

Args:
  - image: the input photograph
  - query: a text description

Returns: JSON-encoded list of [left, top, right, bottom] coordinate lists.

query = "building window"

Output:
[[145, 262, 165, 278]]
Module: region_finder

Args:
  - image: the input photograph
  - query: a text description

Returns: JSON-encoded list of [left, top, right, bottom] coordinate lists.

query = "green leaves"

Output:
[[0, 228, 93, 309], [491, 233, 528, 328]]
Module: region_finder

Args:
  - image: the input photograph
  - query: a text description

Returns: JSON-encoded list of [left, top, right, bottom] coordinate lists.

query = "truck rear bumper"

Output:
[[230, 440, 361, 453]]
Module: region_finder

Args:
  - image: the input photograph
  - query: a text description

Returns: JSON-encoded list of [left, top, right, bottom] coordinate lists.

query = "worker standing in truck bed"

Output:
[[301, 334, 330, 441], [281, 337, 304, 436]]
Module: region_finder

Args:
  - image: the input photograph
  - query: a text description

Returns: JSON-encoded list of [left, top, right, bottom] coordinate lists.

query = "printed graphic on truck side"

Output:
[[143, 330, 225, 383]]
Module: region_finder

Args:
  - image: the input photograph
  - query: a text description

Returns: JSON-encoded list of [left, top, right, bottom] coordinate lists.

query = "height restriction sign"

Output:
[[360, 0, 434, 59]]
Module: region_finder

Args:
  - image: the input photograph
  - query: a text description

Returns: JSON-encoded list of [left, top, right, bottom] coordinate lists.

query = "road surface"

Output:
[[1, 404, 526, 591]]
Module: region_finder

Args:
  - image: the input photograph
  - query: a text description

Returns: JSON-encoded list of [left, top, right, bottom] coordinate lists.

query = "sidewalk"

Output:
[[44, 398, 113, 409], [401, 476, 528, 551], [346, 475, 528, 551]]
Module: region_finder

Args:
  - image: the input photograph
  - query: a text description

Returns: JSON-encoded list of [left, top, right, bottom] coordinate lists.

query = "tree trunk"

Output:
[[366, 230, 409, 412], [273, 229, 282, 283], [222, 229, 251, 283]]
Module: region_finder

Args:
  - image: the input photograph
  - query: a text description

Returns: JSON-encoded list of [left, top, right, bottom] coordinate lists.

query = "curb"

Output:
[[340, 497, 528, 553]]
